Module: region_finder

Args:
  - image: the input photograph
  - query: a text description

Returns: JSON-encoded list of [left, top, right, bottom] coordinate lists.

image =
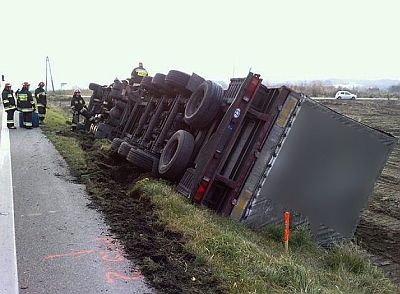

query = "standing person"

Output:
[[1, 83, 17, 129], [16, 82, 35, 129], [70, 89, 93, 130], [130, 62, 148, 85], [34, 81, 47, 124]]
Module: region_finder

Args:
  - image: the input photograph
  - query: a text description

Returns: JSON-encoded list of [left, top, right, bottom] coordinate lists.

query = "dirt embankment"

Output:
[[320, 99, 400, 285]]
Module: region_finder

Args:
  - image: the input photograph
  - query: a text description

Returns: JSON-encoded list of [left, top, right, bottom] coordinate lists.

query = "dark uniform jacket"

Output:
[[71, 94, 86, 112], [34, 87, 47, 107], [17, 88, 34, 112], [2, 89, 17, 111], [130, 66, 148, 84]]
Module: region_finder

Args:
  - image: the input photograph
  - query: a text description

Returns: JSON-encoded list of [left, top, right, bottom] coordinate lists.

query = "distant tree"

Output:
[[388, 84, 400, 93]]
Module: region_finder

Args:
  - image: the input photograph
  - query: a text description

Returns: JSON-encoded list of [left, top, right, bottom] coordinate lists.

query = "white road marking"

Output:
[[0, 105, 19, 293]]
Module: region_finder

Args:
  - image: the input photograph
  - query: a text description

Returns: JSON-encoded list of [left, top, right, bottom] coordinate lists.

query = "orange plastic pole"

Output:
[[284, 212, 290, 251]]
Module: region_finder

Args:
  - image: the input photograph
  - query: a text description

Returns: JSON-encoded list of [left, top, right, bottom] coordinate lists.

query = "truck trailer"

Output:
[[89, 71, 397, 247]]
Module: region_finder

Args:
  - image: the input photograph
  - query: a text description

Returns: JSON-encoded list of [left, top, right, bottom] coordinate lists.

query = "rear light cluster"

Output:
[[243, 76, 260, 102], [193, 177, 210, 203]]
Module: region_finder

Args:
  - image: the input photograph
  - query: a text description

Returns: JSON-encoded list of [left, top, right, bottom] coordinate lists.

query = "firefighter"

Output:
[[70, 89, 93, 130], [16, 82, 35, 129], [34, 81, 47, 124], [130, 62, 148, 85], [1, 83, 17, 129]]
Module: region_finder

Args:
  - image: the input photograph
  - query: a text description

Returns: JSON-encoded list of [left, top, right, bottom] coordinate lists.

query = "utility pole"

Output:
[[46, 56, 55, 92]]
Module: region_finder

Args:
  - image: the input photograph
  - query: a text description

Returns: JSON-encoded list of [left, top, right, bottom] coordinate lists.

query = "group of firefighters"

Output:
[[1, 81, 89, 131], [1, 81, 47, 129], [1, 62, 148, 131]]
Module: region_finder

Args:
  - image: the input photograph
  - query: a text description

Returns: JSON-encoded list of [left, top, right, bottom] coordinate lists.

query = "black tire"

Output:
[[184, 80, 223, 129], [111, 138, 124, 150], [109, 107, 123, 119], [113, 81, 125, 91], [94, 122, 111, 139], [158, 130, 194, 180], [126, 148, 156, 172], [118, 142, 133, 157], [107, 117, 120, 127], [110, 88, 121, 99], [165, 70, 191, 96], [140, 76, 159, 95], [115, 100, 127, 111], [94, 87, 103, 100], [89, 83, 101, 91], [152, 73, 175, 94]]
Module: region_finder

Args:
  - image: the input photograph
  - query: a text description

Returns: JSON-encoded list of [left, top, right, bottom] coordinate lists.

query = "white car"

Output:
[[335, 91, 357, 100]]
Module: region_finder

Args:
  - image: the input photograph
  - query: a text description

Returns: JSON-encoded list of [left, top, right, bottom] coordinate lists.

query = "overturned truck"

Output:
[[87, 70, 397, 247]]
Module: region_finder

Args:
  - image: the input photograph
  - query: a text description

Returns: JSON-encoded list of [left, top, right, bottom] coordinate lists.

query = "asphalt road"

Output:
[[0, 106, 153, 294]]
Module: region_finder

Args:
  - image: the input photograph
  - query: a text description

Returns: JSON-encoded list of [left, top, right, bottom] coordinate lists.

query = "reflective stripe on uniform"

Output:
[[136, 69, 148, 77], [3, 99, 9, 103], [18, 94, 28, 101], [4, 106, 16, 111], [20, 108, 34, 112]]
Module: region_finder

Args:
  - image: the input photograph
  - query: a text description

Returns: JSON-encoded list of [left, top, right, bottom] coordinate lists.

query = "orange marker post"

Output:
[[284, 212, 290, 251]]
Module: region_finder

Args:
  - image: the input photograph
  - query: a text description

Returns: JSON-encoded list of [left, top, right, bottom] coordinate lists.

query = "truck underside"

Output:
[[84, 70, 397, 247]]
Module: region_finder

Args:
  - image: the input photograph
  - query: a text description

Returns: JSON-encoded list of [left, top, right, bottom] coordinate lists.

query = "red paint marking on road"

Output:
[[99, 250, 125, 262], [44, 237, 145, 284], [105, 270, 143, 284], [44, 249, 94, 260]]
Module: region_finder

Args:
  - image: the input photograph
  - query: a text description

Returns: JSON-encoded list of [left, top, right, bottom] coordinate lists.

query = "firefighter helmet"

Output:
[[38, 81, 45, 87], [22, 82, 30, 88], [4, 83, 11, 89], [73, 89, 81, 95]]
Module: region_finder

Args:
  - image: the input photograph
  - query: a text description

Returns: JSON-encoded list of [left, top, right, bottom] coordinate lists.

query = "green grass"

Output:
[[40, 105, 87, 176], [41, 102, 400, 294]]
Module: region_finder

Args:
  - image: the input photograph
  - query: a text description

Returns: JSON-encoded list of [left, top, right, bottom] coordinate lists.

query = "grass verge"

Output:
[[41, 101, 400, 294]]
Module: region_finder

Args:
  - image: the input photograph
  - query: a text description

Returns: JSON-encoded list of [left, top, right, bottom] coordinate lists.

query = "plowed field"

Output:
[[320, 99, 400, 284]]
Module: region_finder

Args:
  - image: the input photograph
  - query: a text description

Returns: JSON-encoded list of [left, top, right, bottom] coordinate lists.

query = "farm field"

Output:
[[319, 99, 400, 284]]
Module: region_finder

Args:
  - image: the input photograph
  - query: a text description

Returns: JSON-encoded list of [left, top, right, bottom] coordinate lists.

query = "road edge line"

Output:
[[0, 106, 19, 293]]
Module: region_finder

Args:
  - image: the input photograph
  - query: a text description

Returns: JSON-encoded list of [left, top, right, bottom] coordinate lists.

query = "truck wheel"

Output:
[[109, 106, 123, 119], [115, 100, 127, 111], [152, 73, 175, 95], [118, 142, 133, 157], [111, 138, 124, 150], [158, 130, 194, 180], [127, 148, 156, 172], [89, 83, 101, 91], [140, 76, 159, 95], [107, 117, 120, 127], [110, 89, 121, 99], [94, 123, 111, 139], [165, 70, 191, 96], [184, 80, 223, 129]]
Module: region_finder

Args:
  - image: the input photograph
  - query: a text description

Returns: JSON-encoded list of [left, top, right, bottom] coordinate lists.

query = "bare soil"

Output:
[[58, 98, 400, 291], [58, 130, 224, 294]]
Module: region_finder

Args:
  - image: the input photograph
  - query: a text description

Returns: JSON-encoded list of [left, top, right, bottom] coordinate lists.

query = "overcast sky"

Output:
[[1, 0, 399, 90]]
